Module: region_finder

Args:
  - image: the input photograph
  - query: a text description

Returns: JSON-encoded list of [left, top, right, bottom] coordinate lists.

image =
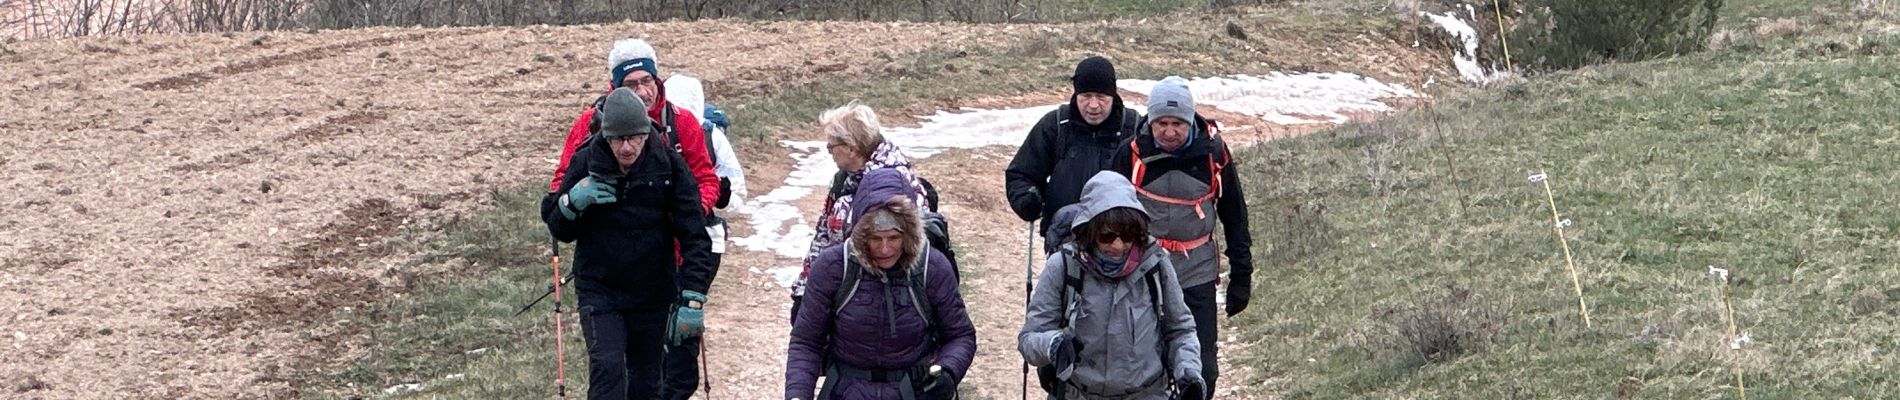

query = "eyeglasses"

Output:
[[1094, 230, 1141, 245], [623, 75, 658, 88]]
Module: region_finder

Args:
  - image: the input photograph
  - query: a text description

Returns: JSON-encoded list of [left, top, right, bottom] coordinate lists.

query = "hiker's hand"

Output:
[[668, 290, 706, 345], [920, 365, 958, 399], [1225, 272, 1252, 317], [1010, 189, 1043, 221], [1176, 369, 1206, 400], [1050, 333, 1078, 379], [715, 177, 734, 209], [560, 175, 618, 220]]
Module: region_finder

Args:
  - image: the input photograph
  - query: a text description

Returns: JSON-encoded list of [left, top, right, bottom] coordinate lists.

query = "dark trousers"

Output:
[[661, 251, 718, 400], [580, 302, 668, 400], [1181, 282, 1220, 400], [660, 336, 701, 400]]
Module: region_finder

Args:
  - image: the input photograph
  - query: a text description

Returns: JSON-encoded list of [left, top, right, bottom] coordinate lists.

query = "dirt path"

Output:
[[0, 20, 1033, 398], [692, 86, 1371, 398], [0, 13, 1441, 399]]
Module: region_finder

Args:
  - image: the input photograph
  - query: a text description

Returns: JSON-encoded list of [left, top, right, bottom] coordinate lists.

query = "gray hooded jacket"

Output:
[[1019, 172, 1201, 399]]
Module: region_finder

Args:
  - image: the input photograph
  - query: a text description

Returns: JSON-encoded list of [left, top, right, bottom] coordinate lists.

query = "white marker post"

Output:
[[1709, 265, 1746, 399], [1531, 170, 1591, 328]]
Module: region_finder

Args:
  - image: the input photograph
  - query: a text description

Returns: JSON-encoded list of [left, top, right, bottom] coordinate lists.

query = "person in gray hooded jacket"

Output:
[[1019, 171, 1204, 400]]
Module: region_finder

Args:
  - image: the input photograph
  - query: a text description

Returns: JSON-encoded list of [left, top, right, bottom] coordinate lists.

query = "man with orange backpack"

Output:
[[1110, 76, 1255, 400]]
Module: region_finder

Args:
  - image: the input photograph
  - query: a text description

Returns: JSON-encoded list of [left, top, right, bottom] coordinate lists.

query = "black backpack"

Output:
[[1037, 250, 1172, 396]]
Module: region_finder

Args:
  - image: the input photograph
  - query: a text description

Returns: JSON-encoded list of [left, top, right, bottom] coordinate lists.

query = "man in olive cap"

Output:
[[543, 87, 715, 399]]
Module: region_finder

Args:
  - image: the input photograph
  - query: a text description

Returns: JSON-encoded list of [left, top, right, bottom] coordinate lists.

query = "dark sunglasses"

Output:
[[1094, 230, 1142, 244]]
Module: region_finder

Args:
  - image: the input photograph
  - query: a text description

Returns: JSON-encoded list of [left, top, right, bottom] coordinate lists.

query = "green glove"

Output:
[[559, 175, 618, 220], [668, 290, 707, 345]]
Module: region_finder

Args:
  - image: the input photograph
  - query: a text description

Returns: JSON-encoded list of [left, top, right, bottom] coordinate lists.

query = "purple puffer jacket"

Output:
[[785, 169, 976, 400]]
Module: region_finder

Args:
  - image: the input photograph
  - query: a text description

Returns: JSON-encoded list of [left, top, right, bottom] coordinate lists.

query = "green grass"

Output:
[[1228, 9, 1900, 399]]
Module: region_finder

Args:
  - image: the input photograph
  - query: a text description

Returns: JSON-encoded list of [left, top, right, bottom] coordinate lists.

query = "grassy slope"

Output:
[[1231, 3, 1900, 398], [301, 4, 1376, 397]]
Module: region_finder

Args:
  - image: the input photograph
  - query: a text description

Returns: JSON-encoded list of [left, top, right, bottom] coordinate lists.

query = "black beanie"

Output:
[[1070, 56, 1117, 96]]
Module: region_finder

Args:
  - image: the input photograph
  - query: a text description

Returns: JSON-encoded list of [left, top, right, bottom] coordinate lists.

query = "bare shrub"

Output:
[[1373, 284, 1506, 363], [3, 0, 305, 39], [1851, 288, 1887, 316]]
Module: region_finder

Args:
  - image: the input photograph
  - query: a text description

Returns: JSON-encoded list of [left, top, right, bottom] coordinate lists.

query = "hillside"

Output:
[[0, 3, 1448, 397]]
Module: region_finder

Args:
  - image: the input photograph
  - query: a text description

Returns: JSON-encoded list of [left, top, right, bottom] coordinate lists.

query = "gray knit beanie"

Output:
[[1145, 76, 1196, 125], [599, 87, 654, 139]]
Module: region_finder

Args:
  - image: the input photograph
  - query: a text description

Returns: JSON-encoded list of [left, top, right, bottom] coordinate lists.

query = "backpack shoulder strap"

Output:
[[1143, 267, 1166, 319], [1057, 253, 1084, 329], [1050, 104, 1072, 161], [909, 247, 935, 330], [833, 241, 863, 314], [586, 95, 609, 139], [1143, 266, 1174, 377], [1119, 106, 1142, 135]]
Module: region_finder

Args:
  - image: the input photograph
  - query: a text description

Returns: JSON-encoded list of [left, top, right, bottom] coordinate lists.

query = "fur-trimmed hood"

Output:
[[847, 168, 926, 275]]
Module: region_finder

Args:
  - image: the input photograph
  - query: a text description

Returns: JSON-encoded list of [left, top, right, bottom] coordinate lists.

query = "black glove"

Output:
[[920, 365, 958, 400], [715, 177, 733, 209], [1225, 272, 1252, 317], [1176, 369, 1206, 400], [1009, 189, 1043, 222], [1050, 333, 1078, 379]]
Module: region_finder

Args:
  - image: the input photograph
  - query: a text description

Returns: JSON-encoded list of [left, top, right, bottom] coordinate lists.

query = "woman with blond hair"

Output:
[[790, 103, 933, 321]]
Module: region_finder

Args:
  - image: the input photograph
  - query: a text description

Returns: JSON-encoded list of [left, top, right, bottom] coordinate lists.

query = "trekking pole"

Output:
[[514, 271, 576, 317], [548, 238, 568, 397], [1022, 220, 1035, 400], [700, 331, 713, 397]]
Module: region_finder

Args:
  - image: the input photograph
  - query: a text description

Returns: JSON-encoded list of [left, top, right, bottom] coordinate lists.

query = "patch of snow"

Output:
[[880, 105, 1057, 159], [1118, 73, 1419, 125], [729, 141, 832, 259], [383, 383, 425, 395], [739, 71, 1425, 290], [1420, 11, 1513, 84], [766, 266, 803, 289], [733, 106, 1058, 272]]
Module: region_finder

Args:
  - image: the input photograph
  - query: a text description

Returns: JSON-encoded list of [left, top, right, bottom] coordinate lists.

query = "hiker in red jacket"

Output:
[[548, 38, 719, 214], [539, 38, 723, 400]]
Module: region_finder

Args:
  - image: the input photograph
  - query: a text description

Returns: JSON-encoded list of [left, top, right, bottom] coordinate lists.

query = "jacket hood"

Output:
[[1068, 171, 1148, 231], [1043, 171, 1149, 248], [848, 168, 919, 226], [665, 75, 707, 121], [847, 168, 926, 275]]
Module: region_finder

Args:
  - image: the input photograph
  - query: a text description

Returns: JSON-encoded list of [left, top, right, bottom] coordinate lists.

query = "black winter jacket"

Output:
[[542, 137, 715, 309], [1004, 102, 1142, 240]]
